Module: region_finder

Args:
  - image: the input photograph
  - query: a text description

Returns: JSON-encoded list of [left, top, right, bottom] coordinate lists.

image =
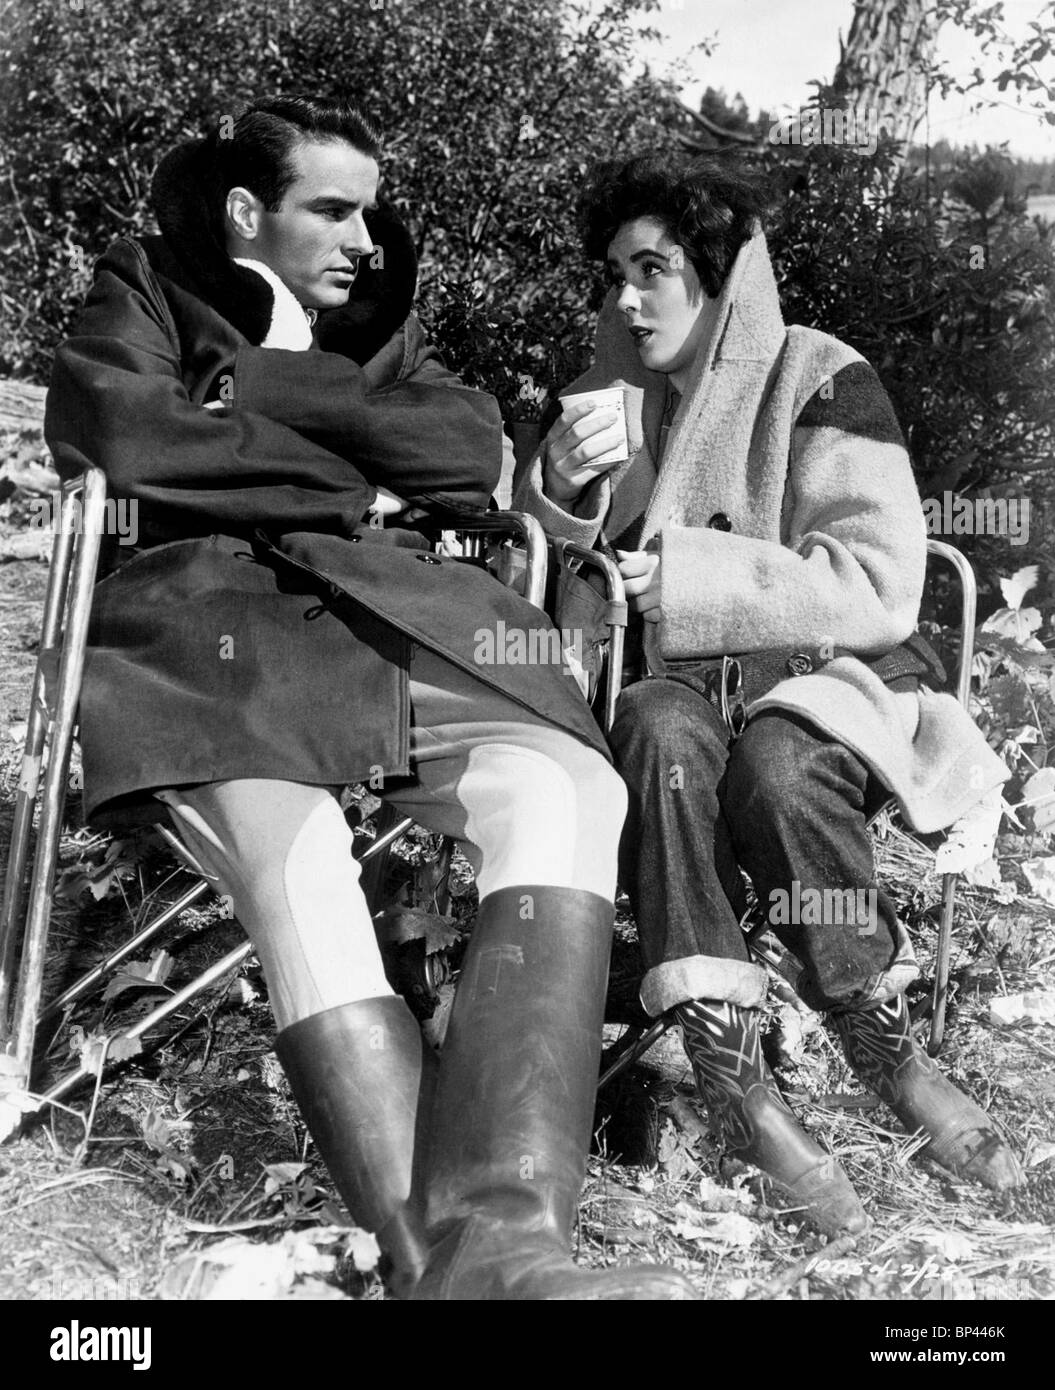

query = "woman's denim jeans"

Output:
[[609, 673, 919, 1016]]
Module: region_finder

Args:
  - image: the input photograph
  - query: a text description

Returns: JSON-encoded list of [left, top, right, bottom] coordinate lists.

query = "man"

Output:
[[45, 98, 696, 1301]]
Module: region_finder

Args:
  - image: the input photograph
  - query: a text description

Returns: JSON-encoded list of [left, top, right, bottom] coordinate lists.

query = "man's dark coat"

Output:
[[45, 140, 605, 823]]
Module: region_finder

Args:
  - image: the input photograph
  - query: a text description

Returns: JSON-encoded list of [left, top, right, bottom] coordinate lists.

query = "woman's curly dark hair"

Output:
[[578, 152, 771, 298]]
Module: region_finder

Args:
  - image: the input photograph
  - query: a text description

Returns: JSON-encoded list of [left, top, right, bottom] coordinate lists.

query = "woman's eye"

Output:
[[642, 261, 664, 279]]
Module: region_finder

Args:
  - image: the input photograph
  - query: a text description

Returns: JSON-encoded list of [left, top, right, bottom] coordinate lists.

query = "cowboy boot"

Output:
[[676, 999, 868, 1237], [275, 995, 435, 1298], [831, 993, 1023, 1191], [413, 886, 699, 1300]]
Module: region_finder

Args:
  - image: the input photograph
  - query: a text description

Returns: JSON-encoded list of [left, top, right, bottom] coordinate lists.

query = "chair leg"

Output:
[[597, 1017, 675, 1090], [2, 468, 105, 1096], [0, 508, 78, 1042], [929, 872, 958, 1056], [40, 941, 254, 1106]]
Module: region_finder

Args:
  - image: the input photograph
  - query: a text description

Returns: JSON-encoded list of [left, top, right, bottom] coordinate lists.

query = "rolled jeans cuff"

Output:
[[813, 921, 922, 1014], [640, 955, 768, 1017]]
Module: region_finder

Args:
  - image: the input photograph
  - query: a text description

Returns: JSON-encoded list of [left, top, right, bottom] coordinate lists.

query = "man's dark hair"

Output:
[[211, 95, 382, 215], [578, 152, 771, 298]]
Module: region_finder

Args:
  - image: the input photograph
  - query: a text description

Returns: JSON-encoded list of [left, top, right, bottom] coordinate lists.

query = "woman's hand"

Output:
[[542, 400, 624, 505], [616, 548, 661, 623]]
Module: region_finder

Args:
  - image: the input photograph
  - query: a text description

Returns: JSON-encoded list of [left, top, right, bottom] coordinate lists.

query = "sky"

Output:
[[634, 0, 1055, 158]]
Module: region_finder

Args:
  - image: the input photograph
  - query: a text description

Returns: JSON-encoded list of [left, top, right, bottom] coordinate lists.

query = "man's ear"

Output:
[[225, 186, 263, 243]]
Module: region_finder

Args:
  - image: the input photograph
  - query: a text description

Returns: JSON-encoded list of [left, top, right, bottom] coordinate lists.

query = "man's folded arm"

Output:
[[45, 258, 381, 540], [231, 316, 502, 513]]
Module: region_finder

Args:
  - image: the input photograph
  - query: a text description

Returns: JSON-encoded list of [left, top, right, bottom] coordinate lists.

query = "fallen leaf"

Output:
[[343, 1227, 382, 1273], [1020, 768, 1055, 836], [989, 991, 1055, 1027], [999, 566, 1039, 609], [936, 789, 1003, 875], [108, 1035, 143, 1064], [1027, 1141, 1055, 1169], [379, 905, 458, 954], [671, 1211, 758, 1249], [921, 1229, 975, 1262], [0, 530, 52, 562], [1022, 856, 1055, 906], [964, 857, 1004, 890], [227, 977, 259, 1006], [696, 1174, 754, 1213], [264, 1161, 310, 1196], [1006, 724, 1041, 747], [165, 1237, 295, 1300], [102, 949, 173, 1002], [423, 915, 461, 956]]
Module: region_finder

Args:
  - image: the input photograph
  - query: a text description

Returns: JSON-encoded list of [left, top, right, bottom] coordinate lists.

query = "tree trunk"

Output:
[[832, 0, 940, 148]]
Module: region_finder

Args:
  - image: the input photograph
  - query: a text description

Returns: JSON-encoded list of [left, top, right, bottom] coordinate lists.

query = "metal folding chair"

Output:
[[922, 539, 977, 1053], [592, 537, 979, 1089], [0, 465, 549, 1128]]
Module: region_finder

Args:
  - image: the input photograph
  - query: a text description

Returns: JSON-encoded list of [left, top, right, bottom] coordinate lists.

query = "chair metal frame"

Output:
[[0, 465, 550, 1119]]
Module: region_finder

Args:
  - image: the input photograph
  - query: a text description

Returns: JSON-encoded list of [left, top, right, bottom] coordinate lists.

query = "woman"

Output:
[[514, 152, 1022, 1235]]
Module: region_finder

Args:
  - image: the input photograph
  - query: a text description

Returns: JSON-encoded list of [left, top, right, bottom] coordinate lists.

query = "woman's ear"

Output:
[[225, 186, 262, 244]]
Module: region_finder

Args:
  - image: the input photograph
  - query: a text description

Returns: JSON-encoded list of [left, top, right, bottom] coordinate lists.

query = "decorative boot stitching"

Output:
[[831, 996, 926, 1107], [677, 1000, 791, 1152]]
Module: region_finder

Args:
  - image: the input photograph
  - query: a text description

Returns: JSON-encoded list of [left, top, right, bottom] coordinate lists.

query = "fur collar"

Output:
[[149, 138, 418, 363]]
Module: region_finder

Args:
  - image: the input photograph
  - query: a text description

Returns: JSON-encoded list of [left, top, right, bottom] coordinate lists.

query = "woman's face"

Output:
[[606, 216, 713, 390]]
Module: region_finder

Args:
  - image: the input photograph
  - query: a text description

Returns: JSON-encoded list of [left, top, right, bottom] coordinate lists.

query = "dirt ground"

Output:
[[1, 429, 1054, 1303]]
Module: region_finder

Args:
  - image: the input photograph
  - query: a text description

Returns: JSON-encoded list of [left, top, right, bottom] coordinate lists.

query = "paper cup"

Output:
[[560, 387, 629, 466]]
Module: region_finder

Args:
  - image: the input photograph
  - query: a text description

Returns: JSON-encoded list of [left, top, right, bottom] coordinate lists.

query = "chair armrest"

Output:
[[926, 540, 977, 709], [549, 539, 628, 734], [421, 510, 549, 609]]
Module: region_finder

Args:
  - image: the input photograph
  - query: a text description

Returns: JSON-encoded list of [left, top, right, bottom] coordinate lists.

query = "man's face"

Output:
[[236, 138, 381, 309]]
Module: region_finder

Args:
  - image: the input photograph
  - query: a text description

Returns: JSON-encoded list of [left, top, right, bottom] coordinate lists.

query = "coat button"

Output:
[[416, 553, 441, 565], [787, 653, 813, 676], [708, 512, 732, 531]]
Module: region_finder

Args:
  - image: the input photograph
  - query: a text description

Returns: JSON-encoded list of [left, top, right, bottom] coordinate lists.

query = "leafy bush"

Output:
[[0, 0, 681, 412], [765, 138, 1053, 498], [757, 122, 1054, 640]]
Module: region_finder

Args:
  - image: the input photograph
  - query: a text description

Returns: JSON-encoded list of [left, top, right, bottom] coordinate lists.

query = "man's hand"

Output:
[[501, 429, 516, 482], [543, 400, 624, 506], [370, 485, 410, 518], [616, 548, 661, 623]]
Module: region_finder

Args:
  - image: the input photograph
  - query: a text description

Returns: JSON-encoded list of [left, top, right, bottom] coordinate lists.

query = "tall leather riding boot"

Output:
[[832, 994, 1023, 1190], [275, 996, 435, 1298], [413, 886, 698, 1300], [677, 999, 868, 1237]]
